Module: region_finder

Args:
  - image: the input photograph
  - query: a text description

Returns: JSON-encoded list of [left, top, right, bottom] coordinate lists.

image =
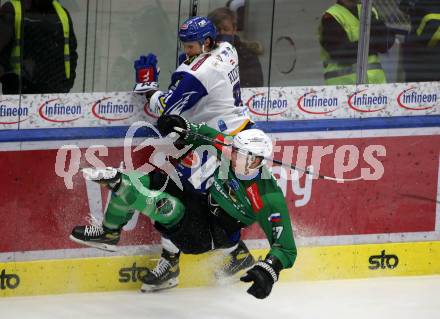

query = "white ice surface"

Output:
[[1, 275, 439, 319]]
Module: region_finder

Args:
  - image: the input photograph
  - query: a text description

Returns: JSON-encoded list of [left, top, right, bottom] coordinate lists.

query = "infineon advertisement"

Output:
[[0, 82, 439, 129]]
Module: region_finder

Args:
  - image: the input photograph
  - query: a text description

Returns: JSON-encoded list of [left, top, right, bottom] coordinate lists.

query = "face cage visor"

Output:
[[232, 146, 265, 171]]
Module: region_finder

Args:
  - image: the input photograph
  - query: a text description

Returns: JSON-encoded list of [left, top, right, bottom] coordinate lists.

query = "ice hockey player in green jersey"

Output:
[[70, 115, 297, 299]]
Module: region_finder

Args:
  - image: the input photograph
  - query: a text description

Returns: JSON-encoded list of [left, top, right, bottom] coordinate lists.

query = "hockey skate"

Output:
[[82, 166, 121, 190], [215, 240, 255, 283], [140, 250, 180, 292], [69, 222, 121, 252]]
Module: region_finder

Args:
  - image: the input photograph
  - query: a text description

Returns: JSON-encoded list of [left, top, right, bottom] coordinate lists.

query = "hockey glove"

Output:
[[240, 256, 282, 299], [157, 115, 189, 139], [134, 53, 159, 83], [133, 81, 159, 95], [133, 54, 160, 95]]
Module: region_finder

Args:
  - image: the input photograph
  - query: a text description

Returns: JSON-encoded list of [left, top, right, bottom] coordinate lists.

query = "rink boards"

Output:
[[1, 83, 439, 297], [0, 126, 439, 297], [1, 241, 440, 297]]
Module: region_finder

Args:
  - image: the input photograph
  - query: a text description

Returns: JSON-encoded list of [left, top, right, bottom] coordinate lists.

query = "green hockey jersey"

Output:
[[184, 122, 297, 269]]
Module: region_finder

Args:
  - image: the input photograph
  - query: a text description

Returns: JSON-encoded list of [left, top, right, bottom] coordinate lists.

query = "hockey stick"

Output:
[[189, 0, 198, 17], [173, 127, 362, 183]]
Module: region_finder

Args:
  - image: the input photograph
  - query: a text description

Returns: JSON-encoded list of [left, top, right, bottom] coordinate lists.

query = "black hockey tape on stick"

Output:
[[190, 0, 198, 17], [173, 127, 362, 183]]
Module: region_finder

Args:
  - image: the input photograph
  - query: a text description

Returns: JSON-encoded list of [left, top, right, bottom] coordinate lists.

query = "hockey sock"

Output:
[[103, 194, 135, 229], [106, 172, 185, 229]]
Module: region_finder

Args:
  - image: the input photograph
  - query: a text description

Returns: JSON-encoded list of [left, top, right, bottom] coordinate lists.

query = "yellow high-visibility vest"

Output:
[[416, 13, 440, 47], [319, 3, 387, 85], [10, 0, 71, 79]]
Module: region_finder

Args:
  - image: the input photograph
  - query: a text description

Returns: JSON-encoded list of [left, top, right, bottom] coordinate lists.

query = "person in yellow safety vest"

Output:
[[0, 0, 78, 94], [399, 0, 440, 82], [319, 0, 395, 85]]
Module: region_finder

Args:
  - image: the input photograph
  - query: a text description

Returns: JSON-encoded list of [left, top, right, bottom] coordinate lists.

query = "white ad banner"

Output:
[[0, 82, 439, 130], [243, 82, 440, 121]]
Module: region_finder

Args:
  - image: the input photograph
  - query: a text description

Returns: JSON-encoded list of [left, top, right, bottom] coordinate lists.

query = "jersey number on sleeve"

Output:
[[273, 226, 283, 240]]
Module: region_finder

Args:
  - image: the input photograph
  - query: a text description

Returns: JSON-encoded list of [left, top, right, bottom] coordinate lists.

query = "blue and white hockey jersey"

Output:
[[148, 42, 252, 192], [148, 41, 251, 135]]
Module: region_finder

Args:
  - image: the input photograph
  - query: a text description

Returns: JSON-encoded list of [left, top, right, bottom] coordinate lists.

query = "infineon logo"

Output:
[[38, 98, 82, 123], [245, 92, 288, 116], [297, 91, 338, 114], [0, 99, 29, 124], [397, 87, 437, 111], [92, 97, 135, 121], [348, 89, 387, 113]]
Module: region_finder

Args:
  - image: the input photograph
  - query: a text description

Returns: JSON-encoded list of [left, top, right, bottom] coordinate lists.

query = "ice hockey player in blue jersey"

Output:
[[132, 18, 256, 291], [71, 17, 256, 292], [134, 16, 251, 135]]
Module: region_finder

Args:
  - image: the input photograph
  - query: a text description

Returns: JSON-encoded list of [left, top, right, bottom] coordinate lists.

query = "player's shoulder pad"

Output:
[[177, 55, 217, 85], [190, 54, 211, 71], [177, 53, 213, 74], [212, 42, 238, 65]]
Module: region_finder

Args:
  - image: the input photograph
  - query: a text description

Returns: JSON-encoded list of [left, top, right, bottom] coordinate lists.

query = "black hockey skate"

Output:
[[140, 250, 180, 292], [215, 240, 255, 281], [69, 223, 121, 252]]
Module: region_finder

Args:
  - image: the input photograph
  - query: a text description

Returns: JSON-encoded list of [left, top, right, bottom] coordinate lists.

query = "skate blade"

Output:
[[140, 278, 178, 293], [69, 235, 118, 252]]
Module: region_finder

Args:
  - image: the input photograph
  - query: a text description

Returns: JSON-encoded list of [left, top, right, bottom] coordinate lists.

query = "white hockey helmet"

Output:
[[232, 129, 272, 168]]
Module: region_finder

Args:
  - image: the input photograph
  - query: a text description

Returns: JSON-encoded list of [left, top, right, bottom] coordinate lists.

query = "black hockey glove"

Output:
[[157, 115, 189, 138], [240, 256, 282, 299]]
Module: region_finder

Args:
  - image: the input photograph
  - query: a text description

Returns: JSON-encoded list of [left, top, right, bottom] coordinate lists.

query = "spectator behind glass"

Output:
[[0, 0, 78, 94], [399, 0, 440, 82], [208, 7, 263, 88], [318, 0, 395, 85], [226, 0, 245, 31]]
